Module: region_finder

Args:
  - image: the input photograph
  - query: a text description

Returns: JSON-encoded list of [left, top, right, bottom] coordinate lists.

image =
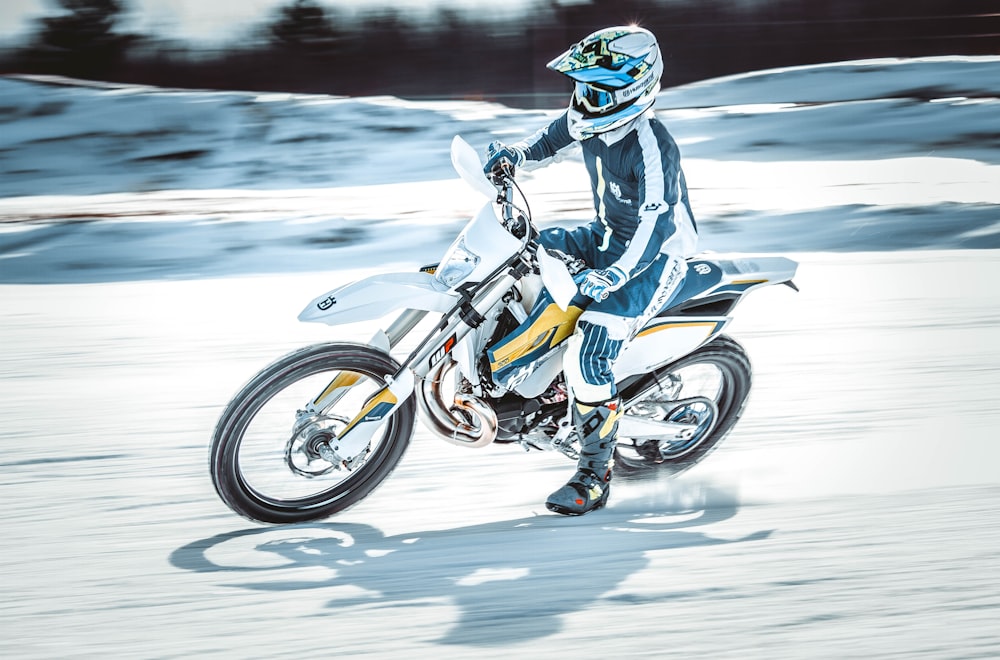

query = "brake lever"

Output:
[[488, 161, 516, 188]]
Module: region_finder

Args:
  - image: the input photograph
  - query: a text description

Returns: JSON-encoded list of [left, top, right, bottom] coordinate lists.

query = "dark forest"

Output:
[[2, 0, 998, 107]]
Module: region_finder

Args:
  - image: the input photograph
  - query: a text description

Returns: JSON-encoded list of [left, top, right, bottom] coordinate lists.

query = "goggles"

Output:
[[574, 82, 617, 115], [574, 75, 652, 117]]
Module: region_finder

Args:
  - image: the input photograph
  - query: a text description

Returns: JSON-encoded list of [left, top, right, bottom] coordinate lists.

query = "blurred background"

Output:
[[1, 0, 998, 107]]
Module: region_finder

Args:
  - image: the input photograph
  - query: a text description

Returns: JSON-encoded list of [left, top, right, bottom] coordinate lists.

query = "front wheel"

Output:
[[614, 335, 752, 478], [210, 343, 415, 524]]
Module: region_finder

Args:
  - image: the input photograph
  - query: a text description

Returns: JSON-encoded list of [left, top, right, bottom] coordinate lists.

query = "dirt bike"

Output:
[[210, 136, 798, 524]]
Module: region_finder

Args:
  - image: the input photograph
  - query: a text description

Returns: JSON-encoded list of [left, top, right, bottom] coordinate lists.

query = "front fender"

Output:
[[299, 272, 458, 325]]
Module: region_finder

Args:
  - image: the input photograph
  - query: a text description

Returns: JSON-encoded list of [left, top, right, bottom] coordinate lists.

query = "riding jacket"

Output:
[[518, 109, 698, 280]]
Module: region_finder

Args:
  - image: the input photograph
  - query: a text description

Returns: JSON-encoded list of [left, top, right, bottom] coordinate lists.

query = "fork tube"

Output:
[[385, 309, 428, 348], [401, 268, 522, 378], [304, 308, 428, 415], [307, 268, 520, 416]]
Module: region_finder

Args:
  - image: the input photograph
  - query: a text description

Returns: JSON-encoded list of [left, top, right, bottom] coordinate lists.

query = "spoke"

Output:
[[236, 369, 387, 501], [621, 363, 724, 461]]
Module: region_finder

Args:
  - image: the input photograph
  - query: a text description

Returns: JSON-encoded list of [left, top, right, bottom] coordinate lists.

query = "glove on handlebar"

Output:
[[484, 141, 525, 180], [577, 266, 628, 302]]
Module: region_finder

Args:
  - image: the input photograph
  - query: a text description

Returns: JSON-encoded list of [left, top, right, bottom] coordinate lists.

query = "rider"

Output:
[[483, 25, 698, 515]]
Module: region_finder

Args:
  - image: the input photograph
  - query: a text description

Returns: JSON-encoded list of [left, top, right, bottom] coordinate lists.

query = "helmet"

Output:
[[547, 26, 663, 140]]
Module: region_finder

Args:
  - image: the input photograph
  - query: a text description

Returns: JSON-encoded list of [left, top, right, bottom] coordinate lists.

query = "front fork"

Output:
[[302, 310, 423, 417], [302, 267, 525, 464]]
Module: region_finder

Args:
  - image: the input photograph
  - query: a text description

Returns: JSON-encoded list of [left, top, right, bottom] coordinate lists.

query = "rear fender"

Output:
[[691, 255, 797, 300], [711, 255, 798, 294], [299, 272, 458, 326]]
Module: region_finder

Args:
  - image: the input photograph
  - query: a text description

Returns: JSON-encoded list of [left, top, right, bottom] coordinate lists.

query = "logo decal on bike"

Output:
[[317, 296, 337, 310], [428, 333, 458, 368]]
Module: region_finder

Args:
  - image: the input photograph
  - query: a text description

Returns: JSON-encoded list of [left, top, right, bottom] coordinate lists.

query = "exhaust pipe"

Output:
[[417, 359, 497, 448]]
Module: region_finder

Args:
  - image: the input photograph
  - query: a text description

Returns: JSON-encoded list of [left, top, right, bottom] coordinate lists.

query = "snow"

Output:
[[0, 57, 999, 657]]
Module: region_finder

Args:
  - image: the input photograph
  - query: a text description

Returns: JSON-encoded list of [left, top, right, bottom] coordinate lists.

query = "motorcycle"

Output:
[[210, 136, 798, 524]]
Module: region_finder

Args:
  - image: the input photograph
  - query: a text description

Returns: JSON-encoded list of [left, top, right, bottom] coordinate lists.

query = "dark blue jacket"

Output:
[[519, 110, 698, 279]]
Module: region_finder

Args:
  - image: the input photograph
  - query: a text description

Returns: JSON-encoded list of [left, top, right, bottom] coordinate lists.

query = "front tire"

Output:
[[614, 335, 752, 478], [210, 343, 415, 524]]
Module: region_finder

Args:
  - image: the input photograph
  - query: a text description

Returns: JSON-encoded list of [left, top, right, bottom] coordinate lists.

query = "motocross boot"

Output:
[[546, 398, 621, 516]]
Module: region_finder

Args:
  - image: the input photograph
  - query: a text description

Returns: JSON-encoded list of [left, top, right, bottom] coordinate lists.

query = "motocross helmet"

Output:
[[547, 26, 663, 140]]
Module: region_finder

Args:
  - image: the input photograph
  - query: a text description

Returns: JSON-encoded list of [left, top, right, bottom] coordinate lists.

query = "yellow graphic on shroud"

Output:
[[489, 304, 584, 373], [312, 371, 362, 406], [635, 320, 722, 340]]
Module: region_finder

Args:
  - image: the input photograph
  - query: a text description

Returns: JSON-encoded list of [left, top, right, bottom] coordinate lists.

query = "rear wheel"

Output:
[[210, 343, 415, 524], [614, 335, 751, 478]]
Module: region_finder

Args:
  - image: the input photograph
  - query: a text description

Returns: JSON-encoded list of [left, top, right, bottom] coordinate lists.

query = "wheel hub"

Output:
[[285, 413, 348, 477], [633, 396, 718, 461], [303, 430, 334, 461], [661, 396, 717, 451]]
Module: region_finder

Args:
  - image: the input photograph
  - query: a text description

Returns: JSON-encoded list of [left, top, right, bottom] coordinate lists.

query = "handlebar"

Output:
[[492, 169, 532, 241], [490, 167, 598, 308]]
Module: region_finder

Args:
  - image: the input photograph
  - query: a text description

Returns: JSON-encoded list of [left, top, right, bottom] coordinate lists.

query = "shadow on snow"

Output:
[[170, 484, 772, 647]]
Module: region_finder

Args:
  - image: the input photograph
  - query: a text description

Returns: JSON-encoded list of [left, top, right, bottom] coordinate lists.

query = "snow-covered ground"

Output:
[[1, 58, 999, 658]]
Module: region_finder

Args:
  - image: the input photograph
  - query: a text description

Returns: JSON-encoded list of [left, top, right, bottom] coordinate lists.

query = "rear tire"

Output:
[[614, 335, 751, 478], [210, 343, 415, 524]]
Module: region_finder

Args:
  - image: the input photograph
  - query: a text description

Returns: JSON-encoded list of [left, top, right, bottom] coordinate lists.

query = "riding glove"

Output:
[[483, 141, 525, 181], [577, 266, 628, 301]]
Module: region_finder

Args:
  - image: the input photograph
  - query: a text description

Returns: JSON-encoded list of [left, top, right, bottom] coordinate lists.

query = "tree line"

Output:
[[2, 0, 997, 107]]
